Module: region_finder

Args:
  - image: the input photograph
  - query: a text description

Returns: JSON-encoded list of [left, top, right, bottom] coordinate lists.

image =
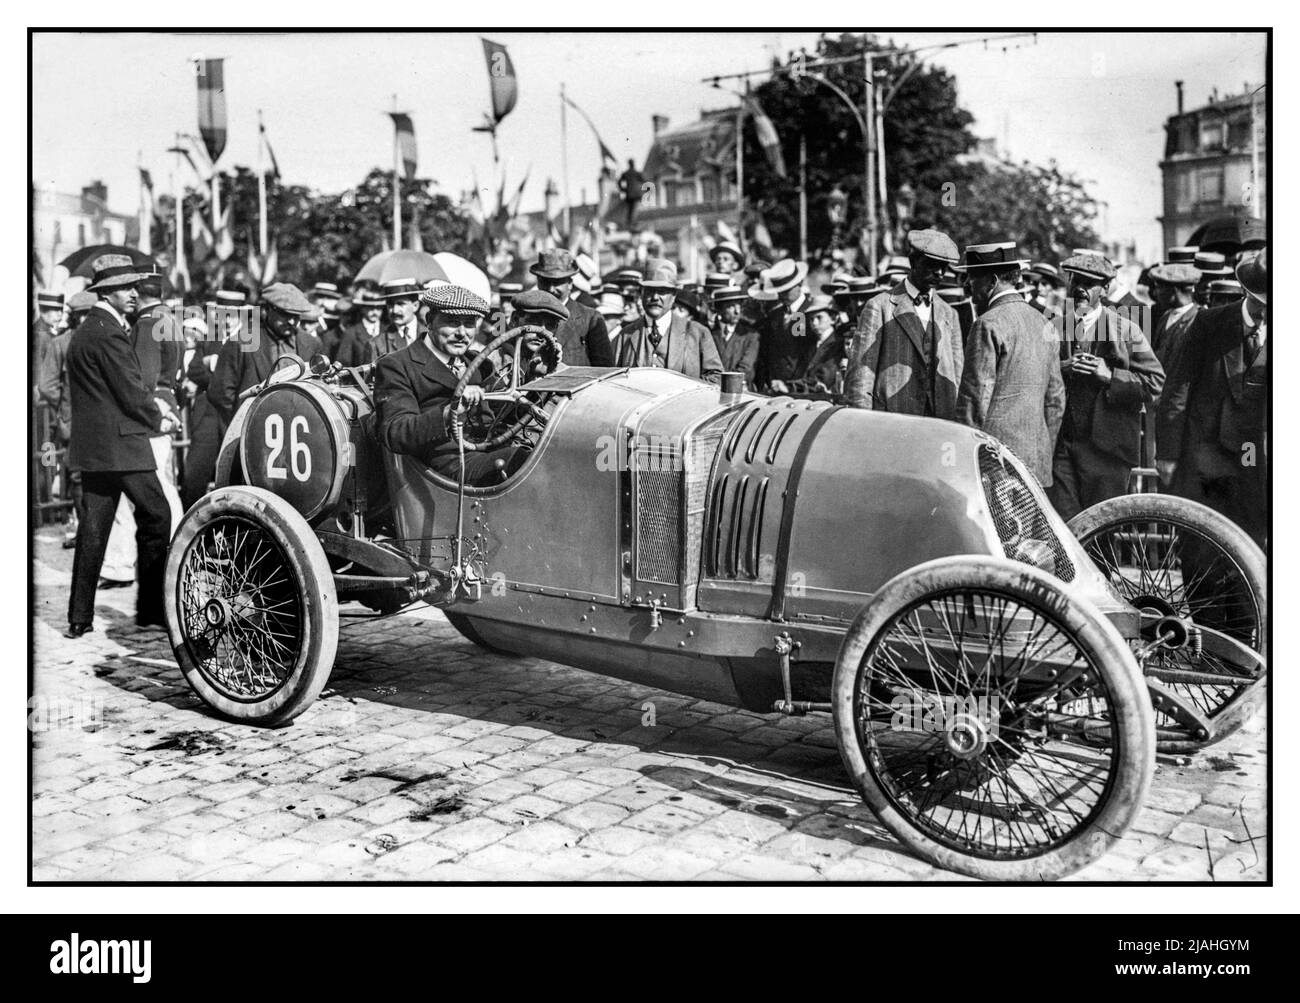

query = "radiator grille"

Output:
[[978, 444, 1075, 582], [635, 466, 681, 584]]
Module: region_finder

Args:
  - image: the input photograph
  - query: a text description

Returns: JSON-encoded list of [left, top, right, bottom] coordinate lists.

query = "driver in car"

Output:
[[375, 284, 530, 485]]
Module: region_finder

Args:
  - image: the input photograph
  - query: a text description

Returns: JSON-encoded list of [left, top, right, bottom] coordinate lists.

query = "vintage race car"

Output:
[[163, 325, 1267, 880]]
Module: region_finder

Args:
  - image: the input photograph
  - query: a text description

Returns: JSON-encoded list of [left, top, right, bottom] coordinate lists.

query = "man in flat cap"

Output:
[[510, 288, 570, 381], [1049, 253, 1164, 519], [617, 259, 723, 384], [709, 286, 760, 389], [1148, 261, 1201, 370], [1158, 249, 1268, 548], [955, 242, 1065, 486], [208, 283, 323, 425], [845, 228, 964, 418], [376, 285, 528, 485], [63, 255, 177, 637], [530, 250, 613, 367]]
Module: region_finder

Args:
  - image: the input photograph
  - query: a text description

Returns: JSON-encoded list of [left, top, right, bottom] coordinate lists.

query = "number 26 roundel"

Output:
[[239, 383, 351, 521]]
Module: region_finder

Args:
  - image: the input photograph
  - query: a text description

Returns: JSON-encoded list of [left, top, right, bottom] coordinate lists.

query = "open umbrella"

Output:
[[59, 244, 158, 278], [354, 249, 445, 285], [355, 249, 491, 303], [1186, 215, 1266, 256]]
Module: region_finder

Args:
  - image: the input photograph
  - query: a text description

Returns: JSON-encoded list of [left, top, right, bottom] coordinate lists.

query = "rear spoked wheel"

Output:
[[833, 557, 1154, 881], [1069, 495, 1266, 751]]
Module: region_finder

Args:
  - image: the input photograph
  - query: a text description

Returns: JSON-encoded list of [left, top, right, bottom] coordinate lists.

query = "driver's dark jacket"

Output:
[[374, 337, 494, 474]]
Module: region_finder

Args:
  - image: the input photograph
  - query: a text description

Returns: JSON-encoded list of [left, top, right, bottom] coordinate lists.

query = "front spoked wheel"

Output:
[[832, 557, 1153, 881], [1069, 494, 1266, 751], [165, 487, 338, 726]]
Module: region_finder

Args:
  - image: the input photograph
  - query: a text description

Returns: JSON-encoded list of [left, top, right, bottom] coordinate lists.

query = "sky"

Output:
[[31, 30, 1267, 262]]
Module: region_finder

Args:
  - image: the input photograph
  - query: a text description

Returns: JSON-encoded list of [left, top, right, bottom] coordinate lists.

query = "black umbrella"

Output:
[[58, 244, 158, 278], [1185, 215, 1266, 256]]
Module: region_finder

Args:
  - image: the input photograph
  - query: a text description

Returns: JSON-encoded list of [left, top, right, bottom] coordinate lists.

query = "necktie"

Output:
[[1245, 331, 1261, 366], [450, 357, 466, 378]]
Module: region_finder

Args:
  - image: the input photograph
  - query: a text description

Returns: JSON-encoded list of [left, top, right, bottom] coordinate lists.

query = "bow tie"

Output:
[[912, 291, 931, 308]]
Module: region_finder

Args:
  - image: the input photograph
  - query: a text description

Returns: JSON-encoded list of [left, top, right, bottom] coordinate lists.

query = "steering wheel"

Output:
[[450, 324, 563, 452]]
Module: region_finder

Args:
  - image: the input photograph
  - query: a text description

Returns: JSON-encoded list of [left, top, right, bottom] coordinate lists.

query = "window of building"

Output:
[[1199, 119, 1225, 151], [1196, 167, 1224, 205], [1174, 171, 1193, 212], [701, 175, 718, 204]]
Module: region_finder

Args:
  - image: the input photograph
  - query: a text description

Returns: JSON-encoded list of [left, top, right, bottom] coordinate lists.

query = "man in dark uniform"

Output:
[[376, 285, 528, 485], [955, 242, 1065, 487], [1157, 250, 1268, 548], [182, 288, 246, 507], [131, 274, 184, 529], [530, 249, 612, 367], [845, 228, 964, 417], [208, 283, 323, 425], [64, 255, 176, 637], [1049, 254, 1164, 520], [709, 286, 760, 389]]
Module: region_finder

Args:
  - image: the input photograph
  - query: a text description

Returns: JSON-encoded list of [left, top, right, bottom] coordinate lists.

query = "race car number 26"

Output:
[[264, 413, 311, 482]]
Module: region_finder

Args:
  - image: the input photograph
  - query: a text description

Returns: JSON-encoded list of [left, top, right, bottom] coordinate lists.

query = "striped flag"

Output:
[[481, 38, 518, 126], [743, 95, 787, 179], [389, 113, 417, 181], [190, 202, 214, 262], [196, 58, 227, 164], [215, 200, 234, 261]]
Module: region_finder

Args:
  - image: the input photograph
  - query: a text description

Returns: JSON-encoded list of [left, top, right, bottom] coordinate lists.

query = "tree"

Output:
[[739, 32, 1099, 267], [941, 159, 1100, 263], [158, 167, 475, 299]]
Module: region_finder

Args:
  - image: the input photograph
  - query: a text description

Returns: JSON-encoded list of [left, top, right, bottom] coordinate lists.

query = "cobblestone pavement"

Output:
[[30, 531, 1268, 882]]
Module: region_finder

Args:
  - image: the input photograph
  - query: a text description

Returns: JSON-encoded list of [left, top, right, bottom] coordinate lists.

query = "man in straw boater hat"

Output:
[[376, 285, 529, 486], [208, 283, 323, 425], [708, 285, 760, 389], [1157, 248, 1269, 549], [63, 254, 179, 637], [954, 241, 1065, 487], [616, 259, 723, 384], [753, 258, 813, 394], [845, 227, 964, 418], [1049, 252, 1163, 520], [530, 249, 613, 367]]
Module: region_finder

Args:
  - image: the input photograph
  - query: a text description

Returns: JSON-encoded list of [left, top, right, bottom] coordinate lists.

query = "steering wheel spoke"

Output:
[[450, 325, 563, 452]]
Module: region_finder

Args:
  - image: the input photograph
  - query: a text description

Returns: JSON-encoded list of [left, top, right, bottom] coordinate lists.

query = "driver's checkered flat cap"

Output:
[[420, 284, 490, 317]]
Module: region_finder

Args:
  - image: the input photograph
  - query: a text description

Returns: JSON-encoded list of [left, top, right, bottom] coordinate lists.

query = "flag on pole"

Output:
[[260, 119, 280, 179], [388, 113, 417, 181], [480, 38, 518, 126], [137, 168, 154, 255], [742, 95, 787, 178], [196, 58, 227, 165], [505, 168, 530, 219], [562, 93, 616, 165], [190, 202, 214, 262], [216, 200, 234, 261], [248, 234, 278, 287]]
